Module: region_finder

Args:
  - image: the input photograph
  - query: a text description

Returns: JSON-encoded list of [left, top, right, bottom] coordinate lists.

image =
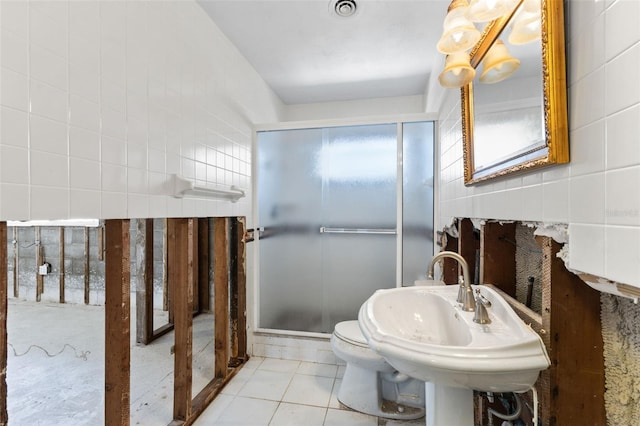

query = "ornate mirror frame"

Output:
[[462, 0, 569, 185]]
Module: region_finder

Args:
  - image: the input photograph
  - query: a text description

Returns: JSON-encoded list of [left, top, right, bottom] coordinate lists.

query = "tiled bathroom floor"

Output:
[[194, 357, 425, 426]]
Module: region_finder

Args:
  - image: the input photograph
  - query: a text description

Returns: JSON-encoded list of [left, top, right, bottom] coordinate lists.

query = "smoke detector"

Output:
[[332, 0, 358, 18]]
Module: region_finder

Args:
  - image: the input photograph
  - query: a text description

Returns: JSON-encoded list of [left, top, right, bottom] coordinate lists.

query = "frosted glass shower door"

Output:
[[319, 125, 397, 331], [257, 124, 397, 334]]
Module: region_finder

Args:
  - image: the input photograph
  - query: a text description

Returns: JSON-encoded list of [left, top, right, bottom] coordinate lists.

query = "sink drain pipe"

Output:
[[487, 392, 522, 426]]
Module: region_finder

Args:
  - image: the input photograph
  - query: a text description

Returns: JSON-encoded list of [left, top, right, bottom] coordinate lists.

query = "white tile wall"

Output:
[[0, 0, 283, 222], [436, 0, 640, 287]]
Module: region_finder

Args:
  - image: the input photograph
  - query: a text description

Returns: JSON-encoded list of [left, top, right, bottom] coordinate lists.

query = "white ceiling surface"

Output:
[[198, 0, 449, 105]]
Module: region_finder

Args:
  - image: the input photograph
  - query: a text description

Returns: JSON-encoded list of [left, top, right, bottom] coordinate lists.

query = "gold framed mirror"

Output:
[[462, 0, 569, 185]]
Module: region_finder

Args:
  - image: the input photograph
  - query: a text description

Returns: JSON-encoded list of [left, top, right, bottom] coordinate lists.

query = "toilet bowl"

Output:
[[330, 320, 425, 420]]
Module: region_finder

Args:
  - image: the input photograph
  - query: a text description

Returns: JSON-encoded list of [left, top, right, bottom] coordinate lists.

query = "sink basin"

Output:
[[358, 285, 550, 393]]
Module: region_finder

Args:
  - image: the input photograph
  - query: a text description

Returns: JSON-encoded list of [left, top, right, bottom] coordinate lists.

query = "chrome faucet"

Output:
[[427, 251, 476, 312], [473, 289, 491, 324]]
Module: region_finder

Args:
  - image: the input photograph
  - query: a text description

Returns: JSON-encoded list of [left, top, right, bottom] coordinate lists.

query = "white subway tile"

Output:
[[101, 79, 127, 113], [30, 80, 68, 123], [127, 194, 149, 218], [606, 104, 640, 170], [69, 127, 100, 161], [570, 173, 606, 224], [0, 146, 28, 184], [69, 95, 100, 133], [148, 149, 165, 174], [569, 224, 605, 277], [127, 143, 147, 170], [30, 186, 68, 220], [0, 0, 28, 38], [102, 163, 127, 193], [1, 30, 28, 75], [70, 189, 100, 219], [127, 167, 148, 194], [605, 0, 640, 61], [30, 43, 67, 91], [101, 108, 127, 141], [567, 13, 605, 83], [69, 62, 100, 103], [69, 35, 100, 71], [30, 151, 68, 187], [30, 115, 67, 155], [0, 106, 28, 148], [569, 67, 605, 130], [101, 191, 127, 219], [570, 119, 605, 177], [604, 225, 640, 285], [0, 183, 29, 220], [1, 68, 29, 111], [605, 44, 640, 116], [30, 6, 67, 58], [605, 167, 640, 226], [542, 180, 569, 222], [70, 158, 100, 191]]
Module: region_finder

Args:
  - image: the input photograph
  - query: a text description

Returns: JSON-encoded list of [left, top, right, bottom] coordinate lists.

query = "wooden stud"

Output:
[[168, 218, 194, 421], [0, 222, 8, 425], [84, 227, 90, 305], [229, 219, 239, 360], [213, 217, 229, 379], [59, 227, 65, 303], [104, 219, 131, 426], [192, 219, 199, 313], [441, 219, 459, 285], [135, 219, 154, 345], [458, 218, 480, 284], [35, 227, 43, 302], [480, 222, 516, 297], [234, 217, 247, 361], [544, 238, 605, 426], [98, 225, 105, 261], [12, 227, 18, 298], [198, 218, 210, 313]]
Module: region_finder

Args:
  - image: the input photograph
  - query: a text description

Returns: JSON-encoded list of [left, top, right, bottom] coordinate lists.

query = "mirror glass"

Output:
[[462, 0, 569, 185]]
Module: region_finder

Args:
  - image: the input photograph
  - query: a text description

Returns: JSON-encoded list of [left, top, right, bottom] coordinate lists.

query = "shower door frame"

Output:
[[252, 113, 438, 338]]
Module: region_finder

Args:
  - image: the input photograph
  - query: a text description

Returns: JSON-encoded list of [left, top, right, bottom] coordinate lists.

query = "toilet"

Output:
[[331, 320, 426, 420]]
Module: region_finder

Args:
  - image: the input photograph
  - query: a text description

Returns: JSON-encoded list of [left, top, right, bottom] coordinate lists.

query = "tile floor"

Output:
[[194, 357, 425, 426]]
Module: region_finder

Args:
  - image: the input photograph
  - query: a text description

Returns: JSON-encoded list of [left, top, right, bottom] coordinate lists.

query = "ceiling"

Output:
[[198, 0, 450, 105]]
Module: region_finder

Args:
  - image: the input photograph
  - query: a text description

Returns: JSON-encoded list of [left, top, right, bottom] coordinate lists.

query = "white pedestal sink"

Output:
[[358, 285, 550, 426]]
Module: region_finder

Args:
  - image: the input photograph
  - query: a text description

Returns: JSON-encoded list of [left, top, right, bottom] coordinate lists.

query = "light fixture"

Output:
[[437, 0, 482, 54], [479, 40, 520, 83], [508, 0, 541, 44], [466, 0, 520, 23], [438, 52, 476, 88]]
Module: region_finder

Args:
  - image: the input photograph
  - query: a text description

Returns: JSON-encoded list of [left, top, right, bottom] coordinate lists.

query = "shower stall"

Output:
[[255, 120, 434, 334]]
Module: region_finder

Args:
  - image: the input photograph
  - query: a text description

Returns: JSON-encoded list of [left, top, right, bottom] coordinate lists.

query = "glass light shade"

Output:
[[479, 40, 520, 83], [439, 52, 476, 88], [466, 0, 520, 23], [437, 0, 482, 54], [508, 0, 541, 44]]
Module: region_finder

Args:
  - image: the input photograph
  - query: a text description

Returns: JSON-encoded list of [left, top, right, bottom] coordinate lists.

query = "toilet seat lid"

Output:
[[334, 321, 368, 347]]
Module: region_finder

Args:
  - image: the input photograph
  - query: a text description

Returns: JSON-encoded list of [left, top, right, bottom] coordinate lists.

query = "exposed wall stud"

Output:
[[84, 227, 90, 305], [197, 218, 210, 313], [59, 227, 65, 304], [168, 218, 194, 421], [35, 227, 43, 302], [104, 219, 131, 426], [12, 227, 18, 298], [0, 222, 8, 425], [213, 217, 230, 379], [135, 219, 154, 345]]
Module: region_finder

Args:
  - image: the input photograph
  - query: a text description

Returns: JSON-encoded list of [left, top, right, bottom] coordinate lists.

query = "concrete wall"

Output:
[[0, 0, 283, 222]]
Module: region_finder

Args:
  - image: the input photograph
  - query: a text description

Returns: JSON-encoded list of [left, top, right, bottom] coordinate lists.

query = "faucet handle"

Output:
[[475, 288, 491, 307]]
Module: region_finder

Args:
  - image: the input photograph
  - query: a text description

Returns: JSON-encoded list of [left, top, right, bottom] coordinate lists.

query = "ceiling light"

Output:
[[333, 0, 357, 18], [466, 0, 520, 23], [479, 40, 520, 83], [438, 52, 476, 88], [437, 0, 482, 54]]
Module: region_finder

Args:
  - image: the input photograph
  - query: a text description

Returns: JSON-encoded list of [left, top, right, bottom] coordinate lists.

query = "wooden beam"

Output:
[[135, 219, 154, 345], [12, 227, 18, 298], [168, 218, 194, 421], [104, 219, 131, 426], [35, 227, 43, 302], [480, 222, 516, 297], [198, 218, 210, 313], [458, 218, 480, 285], [0, 222, 8, 425], [213, 218, 229, 378], [229, 217, 247, 363], [192, 219, 199, 313], [59, 227, 65, 303], [84, 227, 90, 305]]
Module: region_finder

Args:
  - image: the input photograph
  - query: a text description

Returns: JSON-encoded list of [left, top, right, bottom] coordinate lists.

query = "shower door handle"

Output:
[[319, 227, 396, 235]]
